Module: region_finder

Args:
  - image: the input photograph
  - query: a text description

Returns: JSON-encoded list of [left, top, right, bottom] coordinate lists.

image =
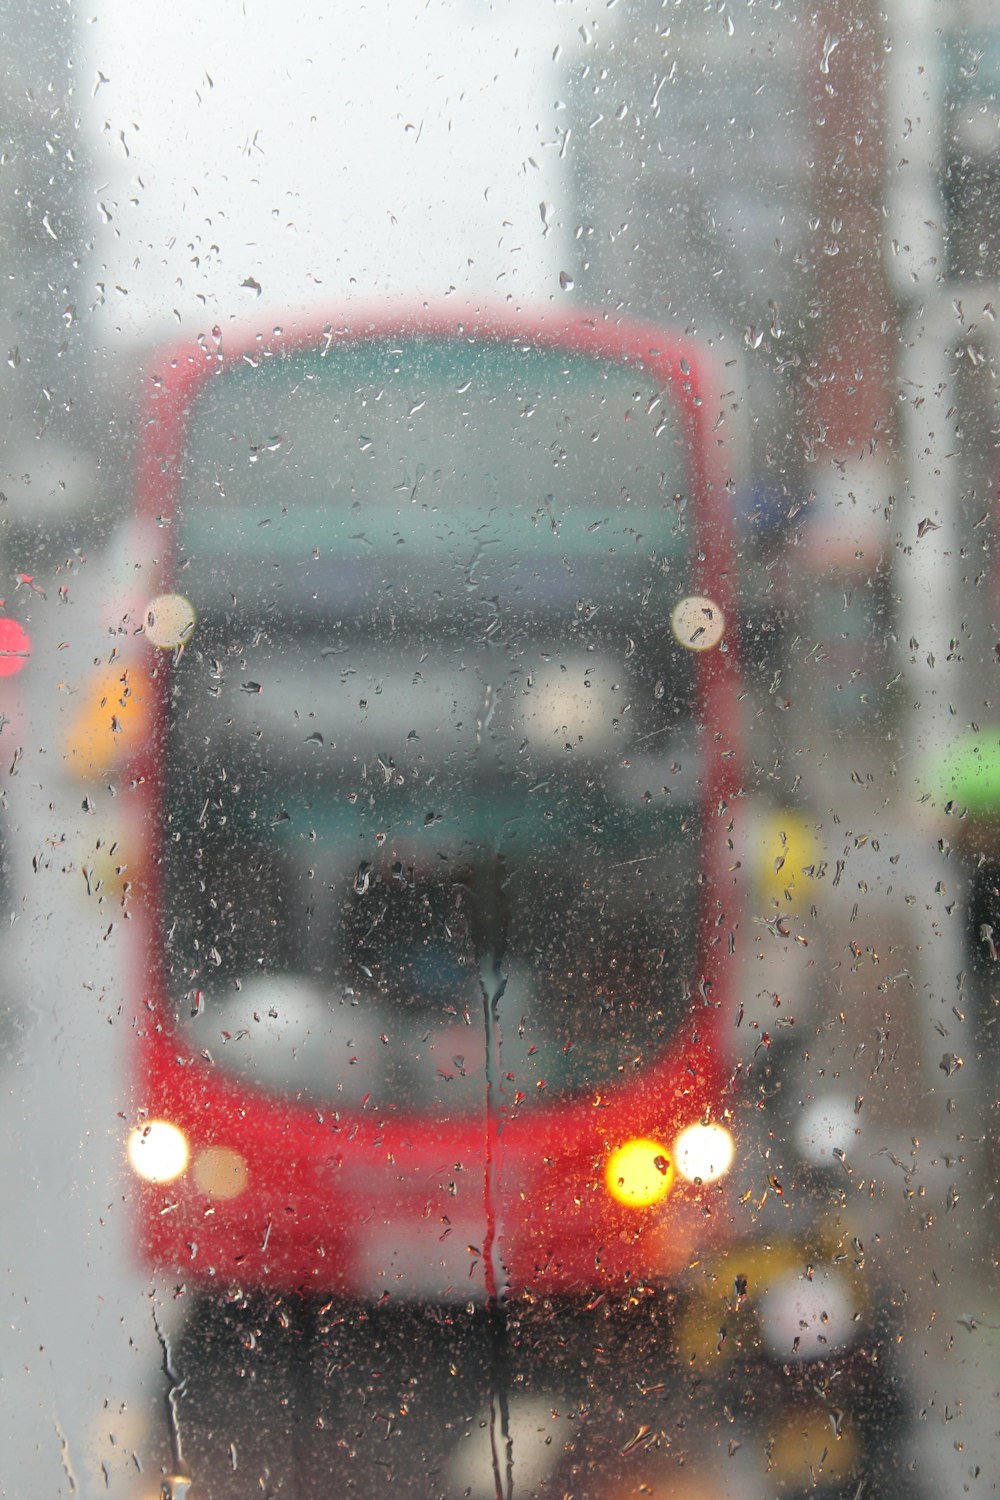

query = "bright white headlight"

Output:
[[127, 1120, 189, 1183], [673, 1122, 735, 1183]]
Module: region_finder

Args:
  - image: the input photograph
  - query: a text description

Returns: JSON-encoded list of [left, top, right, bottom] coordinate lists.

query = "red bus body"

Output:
[[123, 307, 744, 1301]]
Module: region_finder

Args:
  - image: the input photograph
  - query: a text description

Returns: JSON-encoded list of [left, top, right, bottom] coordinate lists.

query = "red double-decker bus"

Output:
[[118, 306, 744, 1313]]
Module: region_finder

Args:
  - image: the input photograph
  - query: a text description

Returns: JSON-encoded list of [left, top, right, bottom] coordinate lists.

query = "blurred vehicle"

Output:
[[101, 306, 749, 1493]]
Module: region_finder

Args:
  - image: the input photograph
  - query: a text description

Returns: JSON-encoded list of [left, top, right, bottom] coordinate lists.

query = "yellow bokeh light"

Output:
[[144, 593, 196, 650], [605, 1137, 676, 1208], [670, 595, 725, 652], [127, 1120, 189, 1183], [193, 1146, 249, 1200], [753, 808, 818, 909]]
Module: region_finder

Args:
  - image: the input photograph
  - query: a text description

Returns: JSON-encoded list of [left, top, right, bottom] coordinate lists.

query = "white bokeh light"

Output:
[[126, 1121, 189, 1184], [673, 1122, 735, 1183]]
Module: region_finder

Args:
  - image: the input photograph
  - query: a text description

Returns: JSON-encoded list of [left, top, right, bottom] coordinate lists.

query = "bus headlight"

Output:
[[670, 595, 725, 651], [193, 1145, 249, 1200], [759, 1268, 857, 1359], [673, 1122, 735, 1184], [144, 593, 196, 650], [605, 1137, 675, 1207], [127, 1120, 189, 1183], [517, 654, 618, 756]]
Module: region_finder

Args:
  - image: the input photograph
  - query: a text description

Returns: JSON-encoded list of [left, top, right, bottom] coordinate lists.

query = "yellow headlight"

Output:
[[605, 1137, 675, 1208]]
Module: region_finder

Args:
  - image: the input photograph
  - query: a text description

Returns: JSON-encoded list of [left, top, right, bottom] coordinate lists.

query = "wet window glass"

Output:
[[5, 2, 998, 1498]]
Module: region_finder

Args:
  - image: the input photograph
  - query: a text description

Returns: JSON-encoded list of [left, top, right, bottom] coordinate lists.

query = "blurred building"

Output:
[[566, 2, 814, 478], [0, 0, 96, 546]]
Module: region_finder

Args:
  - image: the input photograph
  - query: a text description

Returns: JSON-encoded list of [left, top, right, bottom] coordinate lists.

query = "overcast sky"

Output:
[[79, 0, 604, 348]]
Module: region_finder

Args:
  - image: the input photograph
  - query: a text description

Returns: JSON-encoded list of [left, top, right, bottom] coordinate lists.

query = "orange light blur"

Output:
[[66, 669, 150, 778]]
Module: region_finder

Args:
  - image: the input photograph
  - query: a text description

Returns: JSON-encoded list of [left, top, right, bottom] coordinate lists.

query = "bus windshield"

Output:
[[161, 336, 707, 1113]]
